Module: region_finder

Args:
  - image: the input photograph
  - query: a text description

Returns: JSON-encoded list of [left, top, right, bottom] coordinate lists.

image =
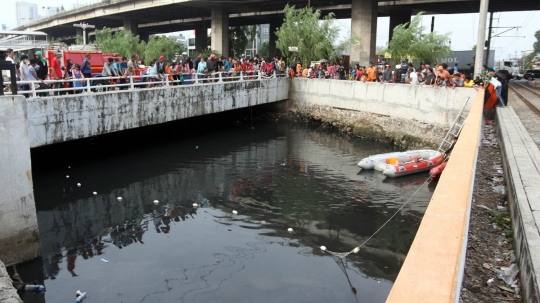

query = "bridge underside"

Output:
[[18, 0, 539, 39]]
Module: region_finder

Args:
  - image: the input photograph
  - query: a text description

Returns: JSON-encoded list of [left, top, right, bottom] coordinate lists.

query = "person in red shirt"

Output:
[[50, 52, 63, 95]]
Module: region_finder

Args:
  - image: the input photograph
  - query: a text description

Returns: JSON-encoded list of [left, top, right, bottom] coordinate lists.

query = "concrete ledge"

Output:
[[386, 90, 484, 302], [290, 78, 477, 145], [26, 78, 289, 147], [497, 106, 540, 302]]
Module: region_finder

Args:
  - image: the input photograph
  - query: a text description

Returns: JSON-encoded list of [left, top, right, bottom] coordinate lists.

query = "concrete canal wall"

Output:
[[0, 96, 40, 266], [289, 78, 478, 147], [26, 77, 289, 147], [497, 107, 540, 302], [0, 260, 22, 303]]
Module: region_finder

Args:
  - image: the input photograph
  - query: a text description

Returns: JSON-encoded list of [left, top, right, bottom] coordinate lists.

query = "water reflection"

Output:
[[30, 122, 433, 303]]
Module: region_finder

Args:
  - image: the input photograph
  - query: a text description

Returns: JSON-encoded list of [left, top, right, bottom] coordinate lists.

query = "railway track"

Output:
[[509, 81, 540, 116]]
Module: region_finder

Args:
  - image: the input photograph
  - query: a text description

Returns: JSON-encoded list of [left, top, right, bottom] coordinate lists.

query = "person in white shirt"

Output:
[[18, 54, 30, 93], [3, 48, 18, 82], [409, 68, 419, 85]]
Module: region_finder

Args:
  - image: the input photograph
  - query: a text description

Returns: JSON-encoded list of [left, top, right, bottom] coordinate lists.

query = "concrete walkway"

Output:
[[497, 106, 540, 302], [0, 261, 22, 303]]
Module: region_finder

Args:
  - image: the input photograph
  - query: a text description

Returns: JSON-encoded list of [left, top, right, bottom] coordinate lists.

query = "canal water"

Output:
[[21, 114, 434, 303]]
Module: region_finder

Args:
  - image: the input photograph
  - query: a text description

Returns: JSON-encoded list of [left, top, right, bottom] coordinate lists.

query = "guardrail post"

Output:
[[130, 76, 134, 89], [31, 83, 36, 97], [240, 72, 244, 81], [86, 78, 91, 93], [165, 74, 170, 86], [194, 73, 199, 85], [257, 71, 262, 80], [218, 72, 223, 83]]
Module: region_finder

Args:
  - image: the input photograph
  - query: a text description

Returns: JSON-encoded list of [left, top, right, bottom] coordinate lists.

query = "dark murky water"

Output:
[[21, 115, 435, 303]]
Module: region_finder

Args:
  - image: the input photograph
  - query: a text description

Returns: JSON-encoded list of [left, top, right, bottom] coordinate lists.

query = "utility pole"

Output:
[[474, 0, 489, 76], [308, 0, 310, 8], [485, 12, 493, 66], [430, 16, 435, 32], [73, 22, 95, 45]]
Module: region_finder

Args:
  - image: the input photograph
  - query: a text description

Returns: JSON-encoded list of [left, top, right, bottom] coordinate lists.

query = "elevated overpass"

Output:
[[13, 0, 540, 66]]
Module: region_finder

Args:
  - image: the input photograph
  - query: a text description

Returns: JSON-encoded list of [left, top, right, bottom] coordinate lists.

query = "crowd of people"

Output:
[[2, 47, 508, 105], [289, 58, 508, 106]]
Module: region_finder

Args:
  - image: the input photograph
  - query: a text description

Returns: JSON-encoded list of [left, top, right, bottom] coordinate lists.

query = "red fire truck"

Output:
[[45, 43, 143, 91]]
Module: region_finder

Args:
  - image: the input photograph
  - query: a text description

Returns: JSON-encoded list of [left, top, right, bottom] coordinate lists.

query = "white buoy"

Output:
[[66, 175, 70, 178], [353, 247, 360, 254], [320, 246, 327, 251], [287, 228, 293, 233], [92, 192, 97, 195], [153, 200, 159, 205], [77, 183, 81, 187], [193, 203, 198, 207], [232, 210, 238, 215], [117, 197, 122, 201]]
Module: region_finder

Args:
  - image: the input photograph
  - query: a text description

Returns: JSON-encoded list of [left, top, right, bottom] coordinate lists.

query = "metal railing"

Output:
[[4, 70, 283, 98]]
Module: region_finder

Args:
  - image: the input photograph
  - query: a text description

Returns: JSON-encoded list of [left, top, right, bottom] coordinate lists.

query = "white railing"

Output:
[[3, 71, 283, 98]]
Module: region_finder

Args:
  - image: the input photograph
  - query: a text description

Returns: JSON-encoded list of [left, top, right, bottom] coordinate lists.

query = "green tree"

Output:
[[229, 25, 257, 57], [75, 35, 83, 45], [388, 12, 451, 64], [94, 28, 141, 58], [523, 29, 540, 68], [142, 35, 185, 62], [259, 41, 270, 57], [275, 4, 340, 65]]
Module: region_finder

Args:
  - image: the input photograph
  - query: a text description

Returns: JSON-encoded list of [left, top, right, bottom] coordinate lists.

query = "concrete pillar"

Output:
[[0, 96, 40, 266], [268, 19, 281, 58], [474, 0, 489, 76], [211, 7, 229, 57], [388, 10, 411, 43], [195, 22, 207, 52], [350, 0, 377, 67], [123, 18, 139, 36]]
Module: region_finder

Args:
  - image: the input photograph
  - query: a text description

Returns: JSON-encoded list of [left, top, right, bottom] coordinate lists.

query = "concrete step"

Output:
[[497, 106, 540, 302]]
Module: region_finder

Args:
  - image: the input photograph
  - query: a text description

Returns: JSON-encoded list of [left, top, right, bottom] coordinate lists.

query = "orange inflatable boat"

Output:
[[379, 150, 444, 178]]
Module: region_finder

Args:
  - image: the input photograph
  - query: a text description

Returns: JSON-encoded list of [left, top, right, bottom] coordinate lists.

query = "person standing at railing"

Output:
[[33, 51, 48, 82], [71, 64, 85, 94], [101, 58, 117, 91], [19, 55, 30, 94], [50, 52, 63, 96], [119, 57, 128, 90], [206, 54, 218, 82], [2, 48, 19, 86], [81, 54, 92, 79], [126, 54, 137, 80], [197, 57, 207, 83]]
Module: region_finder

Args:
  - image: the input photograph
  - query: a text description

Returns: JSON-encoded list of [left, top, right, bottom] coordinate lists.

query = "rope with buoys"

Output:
[[320, 173, 436, 258]]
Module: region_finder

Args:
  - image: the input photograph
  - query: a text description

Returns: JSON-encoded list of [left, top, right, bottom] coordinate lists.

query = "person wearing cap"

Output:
[[50, 51, 63, 95]]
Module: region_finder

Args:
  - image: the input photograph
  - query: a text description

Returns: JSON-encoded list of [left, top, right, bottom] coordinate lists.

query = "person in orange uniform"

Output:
[[366, 62, 376, 82]]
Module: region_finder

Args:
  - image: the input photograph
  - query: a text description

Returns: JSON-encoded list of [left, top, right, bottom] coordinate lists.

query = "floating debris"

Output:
[[232, 210, 238, 215], [77, 183, 81, 187], [68, 166, 71, 168], [153, 200, 159, 205], [196, 146, 199, 149], [66, 175, 70, 178], [93, 192, 97, 195], [100, 258, 109, 263], [287, 228, 294, 233], [261, 220, 266, 224], [193, 203, 198, 207], [320, 246, 327, 251], [353, 247, 360, 253], [117, 197, 122, 201]]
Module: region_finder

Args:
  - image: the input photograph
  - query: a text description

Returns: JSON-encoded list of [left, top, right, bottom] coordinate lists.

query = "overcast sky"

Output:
[[4, 0, 538, 61]]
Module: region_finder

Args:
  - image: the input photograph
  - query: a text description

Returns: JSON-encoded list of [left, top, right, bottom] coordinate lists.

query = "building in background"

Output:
[[245, 24, 269, 58], [16, 1, 40, 26]]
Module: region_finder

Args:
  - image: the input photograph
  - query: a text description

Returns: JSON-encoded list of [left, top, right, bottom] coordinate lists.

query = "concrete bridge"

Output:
[[14, 0, 539, 66]]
